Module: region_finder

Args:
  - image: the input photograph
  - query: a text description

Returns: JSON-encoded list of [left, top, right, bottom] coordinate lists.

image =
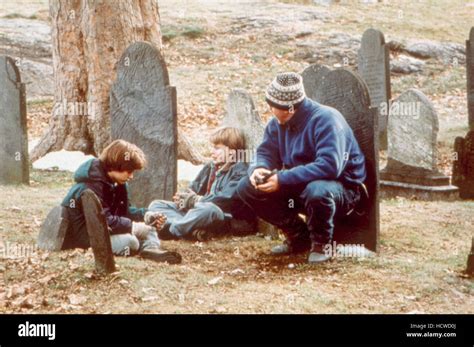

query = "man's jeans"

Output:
[[147, 200, 227, 238], [237, 177, 361, 247]]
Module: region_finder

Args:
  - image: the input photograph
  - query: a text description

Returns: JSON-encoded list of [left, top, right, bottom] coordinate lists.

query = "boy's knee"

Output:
[[195, 202, 225, 221], [302, 180, 338, 206], [148, 199, 172, 210]]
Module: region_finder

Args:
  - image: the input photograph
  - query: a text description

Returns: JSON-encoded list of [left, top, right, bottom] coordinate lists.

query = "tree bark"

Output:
[[31, 0, 163, 161]]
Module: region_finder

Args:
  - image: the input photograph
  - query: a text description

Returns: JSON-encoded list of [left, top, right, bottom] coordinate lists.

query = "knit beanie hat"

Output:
[[265, 72, 306, 111]]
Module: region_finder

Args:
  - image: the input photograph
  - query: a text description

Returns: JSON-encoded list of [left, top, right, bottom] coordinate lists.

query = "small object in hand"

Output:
[[144, 212, 166, 227], [255, 169, 278, 185]]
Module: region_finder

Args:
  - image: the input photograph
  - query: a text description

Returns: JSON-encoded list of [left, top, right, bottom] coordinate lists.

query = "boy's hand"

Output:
[[144, 211, 167, 231], [250, 168, 271, 188], [256, 173, 280, 193]]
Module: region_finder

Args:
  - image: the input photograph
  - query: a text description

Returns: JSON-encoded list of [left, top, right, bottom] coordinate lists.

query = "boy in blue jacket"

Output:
[[237, 72, 367, 264], [147, 127, 255, 241], [61, 139, 181, 264]]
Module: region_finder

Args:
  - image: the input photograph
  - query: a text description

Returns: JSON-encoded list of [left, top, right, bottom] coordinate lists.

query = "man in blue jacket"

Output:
[[237, 72, 367, 264]]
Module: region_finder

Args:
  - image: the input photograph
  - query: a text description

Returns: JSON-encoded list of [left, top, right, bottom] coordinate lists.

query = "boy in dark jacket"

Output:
[[237, 72, 367, 264], [147, 127, 254, 240], [61, 139, 181, 264]]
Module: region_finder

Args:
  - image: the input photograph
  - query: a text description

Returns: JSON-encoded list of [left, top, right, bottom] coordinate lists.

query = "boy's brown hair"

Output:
[[210, 127, 246, 151], [99, 139, 147, 172]]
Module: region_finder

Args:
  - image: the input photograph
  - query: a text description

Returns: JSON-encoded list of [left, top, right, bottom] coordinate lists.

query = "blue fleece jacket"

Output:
[[251, 98, 367, 186]]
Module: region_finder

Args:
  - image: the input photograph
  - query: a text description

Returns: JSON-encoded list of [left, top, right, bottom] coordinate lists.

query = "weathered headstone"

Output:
[[81, 189, 116, 274], [0, 55, 29, 185], [357, 28, 391, 149], [452, 130, 474, 199], [381, 89, 458, 199], [37, 206, 70, 251], [301, 64, 331, 102], [466, 27, 474, 129], [308, 68, 380, 252], [224, 88, 265, 155], [110, 42, 177, 207]]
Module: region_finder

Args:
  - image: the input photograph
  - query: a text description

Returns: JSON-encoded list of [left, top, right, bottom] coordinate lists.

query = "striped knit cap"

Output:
[[265, 72, 306, 110]]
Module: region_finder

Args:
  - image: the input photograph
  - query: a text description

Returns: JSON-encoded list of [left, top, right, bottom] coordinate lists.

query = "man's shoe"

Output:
[[139, 248, 182, 264], [271, 241, 310, 255], [190, 229, 212, 242], [308, 243, 331, 264]]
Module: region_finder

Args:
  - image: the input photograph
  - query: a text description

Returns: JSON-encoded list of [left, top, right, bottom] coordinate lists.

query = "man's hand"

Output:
[[250, 168, 271, 188], [256, 173, 280, 193], [144, 211, 167, 231]]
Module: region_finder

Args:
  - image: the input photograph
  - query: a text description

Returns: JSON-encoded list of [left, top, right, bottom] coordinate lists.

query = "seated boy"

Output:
[[61, 139, 181, 264], [147, 127, 255, 241]]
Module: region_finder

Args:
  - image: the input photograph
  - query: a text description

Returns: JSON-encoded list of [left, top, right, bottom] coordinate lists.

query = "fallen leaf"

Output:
[[208, 276, 223, 285]]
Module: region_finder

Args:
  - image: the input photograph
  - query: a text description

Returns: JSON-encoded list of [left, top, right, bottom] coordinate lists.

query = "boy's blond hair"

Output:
[[99, 139, 146, 172], [210, 127, 246, 151]]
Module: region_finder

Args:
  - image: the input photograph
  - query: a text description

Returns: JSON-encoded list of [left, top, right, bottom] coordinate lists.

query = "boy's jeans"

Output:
[[110, 230, 161, 256], [148, 200, 227, 238]]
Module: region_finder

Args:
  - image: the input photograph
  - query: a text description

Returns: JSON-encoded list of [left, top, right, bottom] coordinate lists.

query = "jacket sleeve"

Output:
[[277, 121, 347, 186], [84, 181, 133, 235], [189, 163, 211, 195], [249, 123, 282, 176], [202, 165, 247, 208]]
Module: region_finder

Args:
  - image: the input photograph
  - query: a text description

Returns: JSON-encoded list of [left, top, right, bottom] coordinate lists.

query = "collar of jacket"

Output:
[[217, 161, 236, 174], [282, 98, 312, 132]]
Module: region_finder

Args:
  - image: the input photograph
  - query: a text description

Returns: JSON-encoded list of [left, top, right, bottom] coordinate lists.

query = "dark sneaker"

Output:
[[307, 243, 331, 264], [139, 248, 182, 264], [271, 240, 311, 255], [190, 229, 212, 242]]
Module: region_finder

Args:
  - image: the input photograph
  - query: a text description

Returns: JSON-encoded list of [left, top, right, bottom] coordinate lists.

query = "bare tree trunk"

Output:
[[31, 0, 163, 161]]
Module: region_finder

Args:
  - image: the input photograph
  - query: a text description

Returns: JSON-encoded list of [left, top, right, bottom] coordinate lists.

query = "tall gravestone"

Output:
[[308, 68, 380, 252], [358, 28, 391, 149], [467, 27, 474, 130], [381, 89, 458, 199], [453, 28, 474, 199], [301, 64, 331, 102], [110, 42, 177, 207], [0, 55, 29, 185]]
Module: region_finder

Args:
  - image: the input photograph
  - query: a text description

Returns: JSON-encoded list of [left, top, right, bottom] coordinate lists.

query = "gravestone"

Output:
[[357, 29, 391, 149], [467, 27, 474, 130], [0, 55, 29, 185], [110, 42, 177, 207], [308, 68, 380, 252], [467, 237, 474, 275], [223, 88, 265, 156], [301, 64, 331, 102], [452, 130, 474, 199], [81, 189, 116, 274], [37, 206, 70, 251], [381, 89, 458, 199]]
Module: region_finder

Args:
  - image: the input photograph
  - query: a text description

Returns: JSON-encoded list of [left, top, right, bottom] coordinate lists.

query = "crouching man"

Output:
[[61, 139, 181, 264], [237, 72, 367, 264]]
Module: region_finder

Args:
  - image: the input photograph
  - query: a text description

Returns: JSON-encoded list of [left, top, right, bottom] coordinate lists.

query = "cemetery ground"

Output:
[[1, 0, 473, 313], [0, 170, 473, 313]]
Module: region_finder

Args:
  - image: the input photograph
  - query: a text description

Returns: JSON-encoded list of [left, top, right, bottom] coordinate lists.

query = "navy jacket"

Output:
[[190, 161, 253, 220], [61, 158, 146, 236], [251, 98, 367, 186]]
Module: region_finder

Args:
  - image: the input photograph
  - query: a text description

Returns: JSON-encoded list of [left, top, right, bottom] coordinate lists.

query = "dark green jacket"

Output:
[[61, 158, 146, 238]]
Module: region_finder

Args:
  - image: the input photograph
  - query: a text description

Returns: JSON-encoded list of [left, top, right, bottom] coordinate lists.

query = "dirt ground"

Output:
[[0, 0, 473, 313]]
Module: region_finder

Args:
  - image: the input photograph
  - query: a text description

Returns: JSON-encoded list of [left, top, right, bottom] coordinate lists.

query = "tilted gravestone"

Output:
[[467, 27, 474, 130], [301, 64, 331, 102], [110, 41, 177, 207], [37, 206, 70, 251], [357, 28, 391, 149], [308, 68, 380, 252], [381, 89, 458, 199], [0, 55, 29, 185], [81, 189, 116, 274], [467, 237, 474, 275]]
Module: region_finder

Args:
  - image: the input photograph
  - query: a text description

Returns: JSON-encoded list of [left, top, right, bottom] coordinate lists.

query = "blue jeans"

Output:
[[237, 177, 360, 247], [147, 200, 227, 238], [110, 231, 161, 256]]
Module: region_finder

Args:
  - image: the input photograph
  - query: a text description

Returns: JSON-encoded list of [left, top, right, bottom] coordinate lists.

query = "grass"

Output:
[[0, 170, 473, 313]]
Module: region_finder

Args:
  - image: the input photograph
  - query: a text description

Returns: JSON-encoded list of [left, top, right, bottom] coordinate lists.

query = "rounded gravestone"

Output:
[[301, 64, 331, 102], [110, 42, 177, 207]]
